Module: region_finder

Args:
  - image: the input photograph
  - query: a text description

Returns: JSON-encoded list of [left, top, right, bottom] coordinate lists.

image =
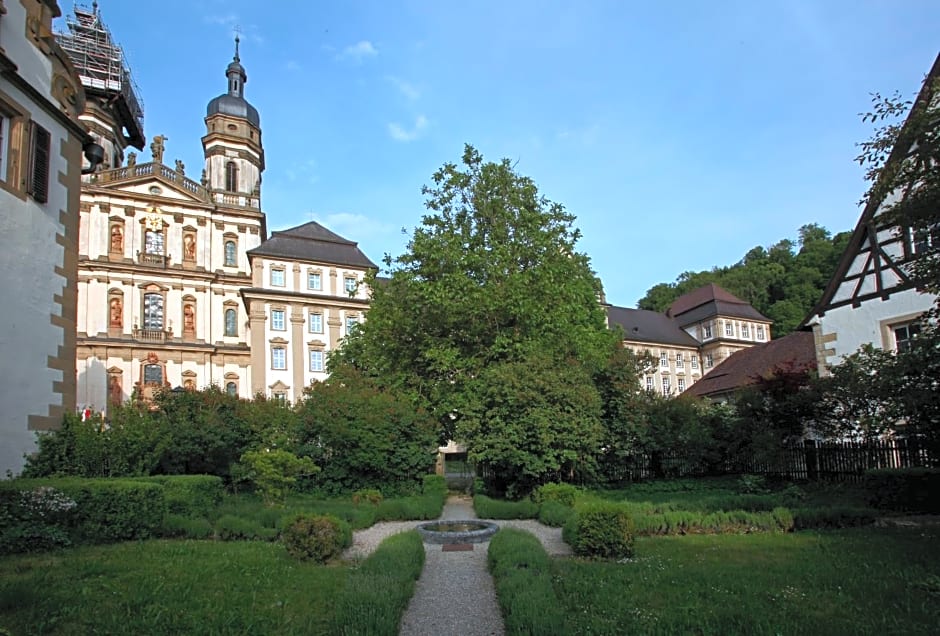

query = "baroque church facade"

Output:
[[66, 5, 375, 412]]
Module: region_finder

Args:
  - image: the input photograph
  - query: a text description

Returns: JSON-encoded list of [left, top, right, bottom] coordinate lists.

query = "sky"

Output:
[[56, 1, 939, 308]]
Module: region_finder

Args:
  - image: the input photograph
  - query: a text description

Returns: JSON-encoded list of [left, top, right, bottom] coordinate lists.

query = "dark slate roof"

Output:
[[607, 306, 700, 348], [665, 283, 771, 326], [247, 221, 377, 269], [683, 331, 816, 399], [672, 299, 770, 328], [667, 283, 743, 317]]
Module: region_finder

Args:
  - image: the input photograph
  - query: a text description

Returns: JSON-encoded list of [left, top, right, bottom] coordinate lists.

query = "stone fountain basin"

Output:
[[417, 519, 499, 544]]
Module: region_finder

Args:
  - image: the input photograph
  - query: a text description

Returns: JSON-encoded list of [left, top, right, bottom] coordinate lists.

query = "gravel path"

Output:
[[340, 496, 572, 636]]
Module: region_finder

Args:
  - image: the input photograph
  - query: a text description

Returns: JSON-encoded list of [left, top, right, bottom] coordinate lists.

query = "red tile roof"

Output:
[[683, 330, 816, 399]]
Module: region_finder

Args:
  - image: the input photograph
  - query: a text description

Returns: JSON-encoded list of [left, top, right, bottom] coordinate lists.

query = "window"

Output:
[[145, 229, 164, 255], [675, 353, 684, 368], [912, 223, 940, 256], [309, 350, 324, 372], [27, 122, 50, 203], [224, 240, 237, 266], [143, 292, 164, 329], [725, 322, 734, 337], [271, 346, 287, 370], [646, 377, 654, 392], [273, 392, 287, 404], [225, 161, 238, 192], [756, 326, 765, 341], [308, 312, 323, 334], [226, 382, 237, 397], [691, 355, 699, 369], [662, 377, 671, 396], [705, 353, 714, 368], [271, 309, 285, 331], [659, 352, 668, 368], [308, 271, 322, 290], [677, 378, 686, 393], [344, 276, 357, 293], [270, 267, 285, 287], [703, 324, 713, 339], [224, 308, 237, 336], [346, 316, 359, 335], [894, 323, 921, 353], [742, 324, 750, 338]]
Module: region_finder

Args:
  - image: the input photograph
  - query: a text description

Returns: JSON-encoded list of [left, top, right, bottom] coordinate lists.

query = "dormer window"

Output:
[[225, 161, 238, 192]]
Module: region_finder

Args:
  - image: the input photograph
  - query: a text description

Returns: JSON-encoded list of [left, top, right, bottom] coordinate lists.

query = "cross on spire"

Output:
[[233, 25, 242, 61]]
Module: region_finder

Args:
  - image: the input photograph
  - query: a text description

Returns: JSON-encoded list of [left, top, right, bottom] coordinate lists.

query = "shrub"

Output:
[[538, 501, 575, 527], [160, 514, 213, 539], [282, 514, 352, 562], [473, 478, 487, 496], [564, 505, 635, 559], [792, 506, 878, 530], [737, 474, 769, 494], [488, 528, 564, 633], [2, 478, 166, 546], [215, 514, 277, 541], [532, 482, 579, 507], [330, 531, 425, 634], [0, 486, 75, 554], [374, 494, 443, 521], [862, 468, 940, 514], [473, 495, 539, 520], [351, 489, 383, 505], [239, 449, 319, 506], [422, 474, 447, 497], [136, 475, 223, 516]]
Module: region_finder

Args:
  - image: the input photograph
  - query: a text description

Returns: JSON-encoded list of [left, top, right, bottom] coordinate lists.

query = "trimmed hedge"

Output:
[[134, 475, 223, 516], [862, 468, 940, 514], [330, 530, 426, 634], [538, 501, 576, 527], [1, 478, 166, 551], [488, 528, 564, 633], [532, 482, 579, 507], [474, 495, 539, 519]]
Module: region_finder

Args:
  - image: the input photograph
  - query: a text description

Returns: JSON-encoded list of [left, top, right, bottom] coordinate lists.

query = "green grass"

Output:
[[0, 540, 346, 635], [490, 527, 940, 635]]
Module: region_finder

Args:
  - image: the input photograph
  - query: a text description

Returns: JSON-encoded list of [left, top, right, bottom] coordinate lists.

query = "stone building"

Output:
[[1, 0, 100, 475], [607, 284, 772, 396]]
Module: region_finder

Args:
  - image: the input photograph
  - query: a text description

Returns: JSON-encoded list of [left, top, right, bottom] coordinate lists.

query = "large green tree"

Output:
[[335, 145, 617, 493]]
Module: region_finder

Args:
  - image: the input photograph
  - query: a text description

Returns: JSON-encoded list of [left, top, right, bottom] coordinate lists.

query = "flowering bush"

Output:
[[0, 486, 76, 554]]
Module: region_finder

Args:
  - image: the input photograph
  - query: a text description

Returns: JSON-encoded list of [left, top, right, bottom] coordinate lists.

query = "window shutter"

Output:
[[28, 122, 50, 203]]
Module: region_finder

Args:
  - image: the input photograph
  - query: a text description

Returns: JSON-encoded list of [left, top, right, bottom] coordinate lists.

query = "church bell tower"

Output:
[[203, 37, 265, 207]]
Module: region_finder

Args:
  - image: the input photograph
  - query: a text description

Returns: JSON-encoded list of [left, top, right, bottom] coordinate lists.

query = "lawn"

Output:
[[491, 525, 940, 635], [0, 540, 344, 635]]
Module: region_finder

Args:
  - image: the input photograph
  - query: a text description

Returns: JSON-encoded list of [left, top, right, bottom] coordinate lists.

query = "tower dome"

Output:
[[206, 36, 260, 127]]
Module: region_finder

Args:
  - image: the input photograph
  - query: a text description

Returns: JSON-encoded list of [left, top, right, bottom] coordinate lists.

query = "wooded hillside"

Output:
[[637, 224, 851, 336]]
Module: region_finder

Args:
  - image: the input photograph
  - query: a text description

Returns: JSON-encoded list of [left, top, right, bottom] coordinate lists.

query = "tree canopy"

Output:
[[334, 145, 620, 493], [637, 223, 850, 335]]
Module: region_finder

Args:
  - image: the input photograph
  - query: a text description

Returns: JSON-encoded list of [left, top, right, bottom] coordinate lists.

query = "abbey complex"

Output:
[[1, 2, 936, 476]]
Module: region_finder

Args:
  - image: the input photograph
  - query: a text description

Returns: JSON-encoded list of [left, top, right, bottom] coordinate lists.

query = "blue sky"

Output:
[[57, 1, 938, 307]]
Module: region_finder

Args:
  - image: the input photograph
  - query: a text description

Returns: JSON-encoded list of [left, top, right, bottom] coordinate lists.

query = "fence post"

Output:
[[804, 440, 819, 481]]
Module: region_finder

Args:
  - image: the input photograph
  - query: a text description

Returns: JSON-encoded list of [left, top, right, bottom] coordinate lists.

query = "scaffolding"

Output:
[[56, 2, 145, 148]]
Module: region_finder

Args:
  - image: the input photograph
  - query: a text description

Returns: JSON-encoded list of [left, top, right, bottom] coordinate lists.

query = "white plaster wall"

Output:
[[817, 288, 937, 366]]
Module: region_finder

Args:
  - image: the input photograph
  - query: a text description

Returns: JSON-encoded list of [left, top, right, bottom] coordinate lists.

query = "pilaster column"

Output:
[[290, 304, 305, 400], [248, 300, 266, 395]]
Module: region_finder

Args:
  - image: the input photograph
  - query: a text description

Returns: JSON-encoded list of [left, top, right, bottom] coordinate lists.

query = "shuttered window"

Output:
[[28, 122, 50, 203]]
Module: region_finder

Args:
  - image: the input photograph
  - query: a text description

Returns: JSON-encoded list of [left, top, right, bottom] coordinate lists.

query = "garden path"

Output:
[[398, 495, 504, 635]]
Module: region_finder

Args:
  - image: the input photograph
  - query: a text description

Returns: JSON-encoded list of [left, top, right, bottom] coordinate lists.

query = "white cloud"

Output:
[[285, 159, 318, 185], [388, 115, 428, 142], [204, 14, 237, 27], [387, 76, 420, 101], [339, 40, 378, 62], [285, 60, 302, 72], [557, 123, 601, 146]]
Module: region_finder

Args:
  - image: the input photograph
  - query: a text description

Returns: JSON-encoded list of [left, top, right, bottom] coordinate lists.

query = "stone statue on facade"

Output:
[[126, 151, 136, 168], [175, 159, 185, 176], [150, 135, 167, 163]]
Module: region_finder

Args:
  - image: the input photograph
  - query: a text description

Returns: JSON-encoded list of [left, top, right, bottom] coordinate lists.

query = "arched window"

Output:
[[224, 308, 237, 336], [224, 240, 237, 267], [225, 161, 238, 192], [142, 292, 164, 329], [226, 382, 237, 397]]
